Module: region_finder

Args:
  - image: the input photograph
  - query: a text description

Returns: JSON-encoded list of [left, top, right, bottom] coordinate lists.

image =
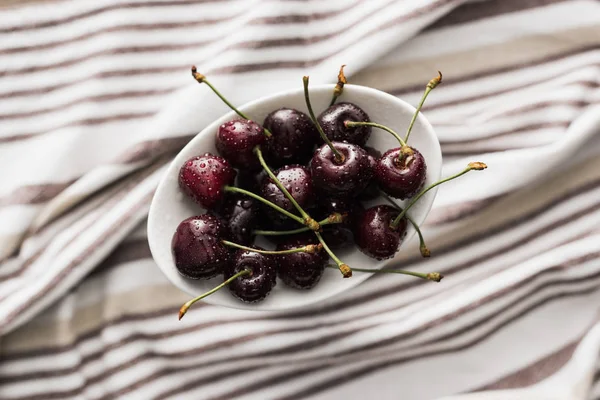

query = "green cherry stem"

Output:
[[380, 191, 430, 258], [224, 186, 304, 225], [253, 213, 344, 236], [404, 71, 442, 143], [191, 66, 272, 138], [315, 231, 352, 278], [329, 64, 347, 107], [326, 265, 443, 282], [390, 162, 488, 229], [222, 240, 322, 254], [179, 269, 251, 320], [303, 76, 345, 163], [254, 146, 320, 231]]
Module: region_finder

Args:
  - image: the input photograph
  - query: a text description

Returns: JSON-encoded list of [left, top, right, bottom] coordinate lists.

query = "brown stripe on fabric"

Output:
[[425, 195, 504, 226], [4, 170, 600, 359], [0, 181, 74, 207], [427, 0, 570, 31], [0, 0, 231, 34], [440, 121, 571, 144], [0, 89, 175, 120], [90, 238, 152, 277], [114, 135, 194, 164], [271, 284, 600, 400], [474, 340, 580, 390], [0, 112, 154, 143]]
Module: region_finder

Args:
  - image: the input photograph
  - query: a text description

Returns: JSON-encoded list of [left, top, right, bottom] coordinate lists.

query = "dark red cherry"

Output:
[[215, 119, 265, 169], [315, 197, 363, 249], [179, 153, 236, 210], [171, 215, 230, 279], [317, 102, 371, 146], [225, 248, 277, 303], [310, 142, 372, 197], [375, 147, 426, 200], [358, 146, 382, 201], [354, 205, 407, 260], [259, 165, 314, 224], [235, 170, 263, 193], [263, 108, 319, 167], [275, 233, 327, 290], [218, 194, 260, 246]]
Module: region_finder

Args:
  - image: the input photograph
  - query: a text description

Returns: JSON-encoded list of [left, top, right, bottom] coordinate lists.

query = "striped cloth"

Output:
[[1, 0, 600, 398]]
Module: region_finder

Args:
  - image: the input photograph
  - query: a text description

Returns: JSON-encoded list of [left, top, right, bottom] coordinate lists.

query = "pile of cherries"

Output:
[[174, 66, 487, 319]]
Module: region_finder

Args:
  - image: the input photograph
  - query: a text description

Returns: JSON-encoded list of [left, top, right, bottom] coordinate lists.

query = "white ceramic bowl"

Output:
[[148, 84, 442, 311]]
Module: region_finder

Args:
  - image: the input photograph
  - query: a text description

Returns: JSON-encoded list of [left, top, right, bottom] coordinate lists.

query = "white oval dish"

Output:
[[148, 83, 442, 311]]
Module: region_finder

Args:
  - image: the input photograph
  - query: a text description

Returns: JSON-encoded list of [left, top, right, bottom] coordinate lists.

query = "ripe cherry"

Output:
[[276, 233, 327, 290], [263, 108, 319, 167], [354, 205, 407, 260], [375, 147, 427, 200], [316, 197, 362, 249], [179, 153, 236, 210], [358, 146, 382, 201], [225, 248, 277, 303], [310, 142, 373, 197], [218, 194, 261, 246], [317, 102, 371, 146], [216, 119, 265, 169], [171, 214, 230, 279], [259, 164, 314, 225]]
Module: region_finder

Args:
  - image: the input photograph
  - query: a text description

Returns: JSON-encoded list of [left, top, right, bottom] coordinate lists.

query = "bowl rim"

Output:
[[147, 83, 442, 311]]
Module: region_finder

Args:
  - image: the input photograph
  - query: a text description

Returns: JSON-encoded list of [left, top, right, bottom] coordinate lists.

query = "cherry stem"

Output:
[[326, 265, 442, 282], [224, 186, 304, 225], [222, 240, 321, 254], [303, 76, 345, 163], [390, 162, 487, 229], [253, 213, 343, 236], [404, 71, 442, 143], [179, 269, 250, 320], [380, 191, 430, 258], [254, 146, 319, 231], [345, 121, 407, 148], [314, 231, 352, 278], [329, 64, 347, 107], [191, 66, 272, 138]]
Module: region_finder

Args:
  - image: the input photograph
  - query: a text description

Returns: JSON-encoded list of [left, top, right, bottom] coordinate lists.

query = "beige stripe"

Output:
[[352, 24, 600, 91], [0, 284, 185, 353], [0, 182, 73, 207]]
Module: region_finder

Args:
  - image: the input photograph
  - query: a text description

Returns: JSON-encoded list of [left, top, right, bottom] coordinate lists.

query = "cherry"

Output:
[[358, 146, 381, 201], [276, 233, 327, 290], [259, 164, 314, 225], [225, 248, 277, 303], [317, 102, 371, 146], [218, 194, 261, 246], [179, 153, 236, 210], [216, 119, 265, 169], [310, 142, 373, 197], [235, 170, 264, 193], [315, 197, 362, 249], [171, 214, 230, 279], [375, 147, 427, 200], [263, 108, 319, 167], [354, 205, 407, 260]]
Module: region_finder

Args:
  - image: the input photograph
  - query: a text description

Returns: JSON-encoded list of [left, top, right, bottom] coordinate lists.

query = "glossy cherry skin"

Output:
[[310, 142, 373, 197], [171, 214, 230, 279], [276, 233, 327, 290], [358, 146, 382, 201], [215, 119, 265, 170], [259, 165, 314, 224], [375, 147, 426, 200], [179, 153, 237, 210], [263, 108, 319, 167], [315, 197, 363, 249], [218, 194, 261, 246], [225, 248, 277, 303], [354, 205, 407, 260], [235, 170, 263, 193], [317, 102, 371, 146]]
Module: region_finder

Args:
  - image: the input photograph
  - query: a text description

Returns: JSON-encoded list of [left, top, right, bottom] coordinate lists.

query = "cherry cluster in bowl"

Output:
[[173, 66, 487, 319]]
